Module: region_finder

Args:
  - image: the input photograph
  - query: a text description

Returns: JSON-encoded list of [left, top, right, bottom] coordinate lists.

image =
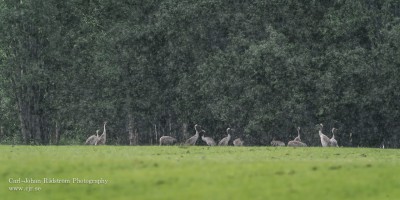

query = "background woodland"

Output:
[[1, 0, 399, 147]]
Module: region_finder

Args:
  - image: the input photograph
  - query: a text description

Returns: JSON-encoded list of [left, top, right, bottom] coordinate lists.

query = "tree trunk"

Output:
[[182, 123, 189, 141], [55, 122, 60, 145], [15, 84, 49, 145], [17, 98, 30, 144], [128, 113, 138, 145], [0, 126, 4, 141], [154, 124, 158, 146]]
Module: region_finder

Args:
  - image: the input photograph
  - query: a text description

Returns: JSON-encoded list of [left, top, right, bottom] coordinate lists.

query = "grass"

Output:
[[0, 145, 399, 200]]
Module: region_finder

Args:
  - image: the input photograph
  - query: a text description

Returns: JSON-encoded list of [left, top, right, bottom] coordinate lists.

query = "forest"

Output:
[[0, 0, 399, 147]]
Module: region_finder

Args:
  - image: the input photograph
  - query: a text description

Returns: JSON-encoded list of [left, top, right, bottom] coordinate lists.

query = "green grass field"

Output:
[[1, 145, 399, 200]]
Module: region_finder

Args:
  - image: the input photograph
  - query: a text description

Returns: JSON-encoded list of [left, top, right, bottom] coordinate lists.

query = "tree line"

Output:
[[0, 0, 399, 147]]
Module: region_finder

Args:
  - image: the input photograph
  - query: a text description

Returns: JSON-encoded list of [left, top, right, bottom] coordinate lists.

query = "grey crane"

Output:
[[85, 130, 99, 145], [185, 124, 201, 145], [201, 130, 216, 146], [233, 138, 244, 146], [218, 128, 231, 146], [287, 127, 307, 147], [271, 138, 285, 146], [159, 136, 177, 146], [330, 128, 339, 147], [318, 123, 330, 147], [96, 121, 107, 145], [294, 127, 301, 142], [287, 140, 307, 147]]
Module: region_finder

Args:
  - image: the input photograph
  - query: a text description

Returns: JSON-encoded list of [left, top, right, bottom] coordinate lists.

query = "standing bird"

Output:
[[85, 130, 99, 145], [233, 138, 244, 146], [96, 121, 107, 145], [294, 127, 301, 142], [159, 136, 177, 146], [318, 123, 330, 147], [271, 138, 285, 146], [185, 124, 201, 145], [218, 128, 231, 146], [330, 128, 339, 147], [201, 130, 216, 146]]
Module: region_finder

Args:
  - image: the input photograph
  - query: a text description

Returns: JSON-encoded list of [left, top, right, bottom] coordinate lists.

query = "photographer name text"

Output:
[[9, 177, 109, 185]]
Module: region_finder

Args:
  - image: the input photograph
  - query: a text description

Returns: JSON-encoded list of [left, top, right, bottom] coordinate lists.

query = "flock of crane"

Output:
[[85, 122, 338, 147], [271, 124, 338, 147], [159, 124, 244, 146], [159, 123, 338, 147]]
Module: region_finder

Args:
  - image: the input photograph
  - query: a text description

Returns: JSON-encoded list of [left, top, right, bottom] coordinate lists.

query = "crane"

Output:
[[287, 127, 307, 147], [218, 128, 231, 146], [159, 136, 177, 146], [287, 140, 307, 147], [271, 138, 285, 146], [201, 130, 216, 146], [318, 123, 330, 147], [96, 121, 107, 145], [330, 128, 338, 147], [233, 138, 244, 146], [85, 130, 99, 145], [294, 127, 301, 142], [185, 124, 201, 145]]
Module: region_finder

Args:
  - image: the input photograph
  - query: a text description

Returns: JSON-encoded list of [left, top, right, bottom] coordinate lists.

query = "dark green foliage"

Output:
[[0, 0, 399, 147]]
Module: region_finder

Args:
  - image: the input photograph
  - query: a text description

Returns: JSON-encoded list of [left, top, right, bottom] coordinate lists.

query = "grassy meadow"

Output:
[[1, 145, 399, 200]]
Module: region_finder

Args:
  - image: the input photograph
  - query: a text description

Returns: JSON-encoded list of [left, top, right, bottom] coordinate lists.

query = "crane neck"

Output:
[[319, 130, 324, 136], [102, 123, 107, 135]]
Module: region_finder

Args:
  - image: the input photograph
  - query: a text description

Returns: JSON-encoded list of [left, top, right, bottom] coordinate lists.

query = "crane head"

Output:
[[195, 124, 202, 131], [318, 123, 324, 130]]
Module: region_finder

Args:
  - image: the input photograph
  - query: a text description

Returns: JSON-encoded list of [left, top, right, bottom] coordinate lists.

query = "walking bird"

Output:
[[85, 130, 99, 145], [201, 131, 216, 146], [271, 138, 285, 146], [159, 136, 177, 146]]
